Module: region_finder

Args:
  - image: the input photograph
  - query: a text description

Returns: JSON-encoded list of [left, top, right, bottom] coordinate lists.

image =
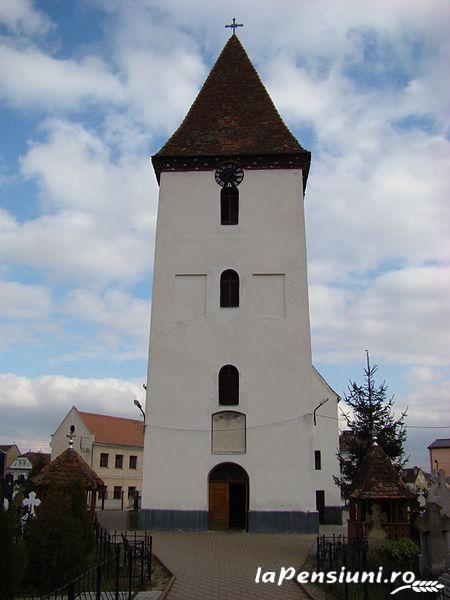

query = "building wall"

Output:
[[51, 407, 143, 503], [142, 168, 321, 528], [312, 369, 342, 522], [51, 407, 94, 460], [430, 447, 450, 475], [92, 444, 143, 504]]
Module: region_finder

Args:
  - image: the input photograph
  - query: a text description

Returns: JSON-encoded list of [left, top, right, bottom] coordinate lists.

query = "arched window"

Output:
[[221, 187, 239, 225], [220, 270, 239, 307], [219, 365, 239, 405]]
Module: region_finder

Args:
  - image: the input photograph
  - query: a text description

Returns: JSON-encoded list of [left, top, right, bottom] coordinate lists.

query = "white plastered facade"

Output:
[[141, 168, 341, 528]]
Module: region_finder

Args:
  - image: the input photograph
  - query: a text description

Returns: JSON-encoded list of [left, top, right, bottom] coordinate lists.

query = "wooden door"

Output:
[[209, 482, 229, 530]]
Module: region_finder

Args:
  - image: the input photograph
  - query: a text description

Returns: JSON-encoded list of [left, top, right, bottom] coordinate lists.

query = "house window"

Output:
[[113, 486, 122, 500], [129, 455, 137, 470], [315, 450, 322, 470], [100, 453, 109, 468], [219, 365, 239, 405], [221, 186, 239, 225], [115, 454, 123, 469], [220, 270, 239, 307], [128, 486, 136, 498]]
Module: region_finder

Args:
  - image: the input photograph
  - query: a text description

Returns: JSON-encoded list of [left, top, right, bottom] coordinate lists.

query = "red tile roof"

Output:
[[152, 35, 310, 185], [34, 448, 104, 490], [78, 410, 144, 447], [350, 443, 416, 500]]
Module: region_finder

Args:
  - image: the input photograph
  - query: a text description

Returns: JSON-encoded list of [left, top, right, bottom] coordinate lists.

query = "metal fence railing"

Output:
[[315, 535, 422, 600]]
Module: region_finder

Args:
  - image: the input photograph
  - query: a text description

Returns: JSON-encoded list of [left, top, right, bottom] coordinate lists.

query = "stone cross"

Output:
[[22, 491, 41, 517], [428, 469, 450, 517], [416, 502, 450, 576]]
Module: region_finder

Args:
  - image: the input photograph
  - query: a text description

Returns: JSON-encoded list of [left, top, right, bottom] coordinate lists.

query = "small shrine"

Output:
[[32, 447, 104, 516], [348, 442, 416, 541]]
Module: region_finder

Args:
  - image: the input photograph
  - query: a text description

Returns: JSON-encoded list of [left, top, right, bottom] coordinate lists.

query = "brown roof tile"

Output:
[[78, 411, 144, 447], [34, 448, 104, 490], [153, 35, 310, 182], [350, 443, 416, 500]]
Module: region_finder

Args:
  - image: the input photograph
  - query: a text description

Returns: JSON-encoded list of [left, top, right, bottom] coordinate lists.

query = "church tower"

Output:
[[140, 34, 341, 532]]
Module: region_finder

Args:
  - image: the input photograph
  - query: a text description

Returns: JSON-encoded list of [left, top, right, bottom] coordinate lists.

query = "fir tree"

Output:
[[335, 352, 407, 496]]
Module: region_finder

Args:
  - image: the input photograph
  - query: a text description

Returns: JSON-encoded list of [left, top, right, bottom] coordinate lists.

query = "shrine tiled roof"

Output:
[[152, 35, 311, 186], [78, 410, 144, 448], [349, 443, 416, 500], [33, 448, 104, 490]]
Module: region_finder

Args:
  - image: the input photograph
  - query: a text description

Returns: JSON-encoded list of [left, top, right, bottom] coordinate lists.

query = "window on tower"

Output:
[[221, 186, 239, 225], [219, 365, 239, 405], [220, 270, 239, 307]]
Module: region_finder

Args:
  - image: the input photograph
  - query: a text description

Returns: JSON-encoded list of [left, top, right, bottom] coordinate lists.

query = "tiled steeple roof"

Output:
[[152, 35, 310, 187], [349, 443, 416, 500]]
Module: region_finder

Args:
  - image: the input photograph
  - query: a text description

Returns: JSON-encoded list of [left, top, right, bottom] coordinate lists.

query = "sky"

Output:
[[0, 0, 449, 470]]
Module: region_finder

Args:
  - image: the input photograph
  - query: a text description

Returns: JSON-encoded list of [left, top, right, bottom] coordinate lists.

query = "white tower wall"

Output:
[[140, 168, 331, 531]]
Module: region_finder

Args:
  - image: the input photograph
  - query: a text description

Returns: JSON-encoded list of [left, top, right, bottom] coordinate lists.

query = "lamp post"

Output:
[[134, 399, 145, 432]]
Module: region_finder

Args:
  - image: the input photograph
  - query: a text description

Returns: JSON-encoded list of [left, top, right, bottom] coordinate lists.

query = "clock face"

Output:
[[215, 162, 244, 187]]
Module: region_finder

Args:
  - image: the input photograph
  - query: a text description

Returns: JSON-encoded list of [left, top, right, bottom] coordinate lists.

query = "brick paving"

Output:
[[150, 531, 315, 599]]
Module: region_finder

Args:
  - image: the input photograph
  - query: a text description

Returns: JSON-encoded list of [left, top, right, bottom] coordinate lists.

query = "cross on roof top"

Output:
[[225, 17, 243, 36]]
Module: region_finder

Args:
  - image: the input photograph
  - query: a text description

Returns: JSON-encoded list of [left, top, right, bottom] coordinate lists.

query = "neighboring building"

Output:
[[402, 466, 429, 493], [7, 451, 50, 482], [428, 439, 450, 476], [0, 444, 20, 477], [140, 33, 341, 533], [51, 407, 144, 507]]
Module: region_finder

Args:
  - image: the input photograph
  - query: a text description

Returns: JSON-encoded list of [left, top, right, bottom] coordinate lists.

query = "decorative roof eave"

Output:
[[350, 488, 416, 501], [151, 151, 311, 192]]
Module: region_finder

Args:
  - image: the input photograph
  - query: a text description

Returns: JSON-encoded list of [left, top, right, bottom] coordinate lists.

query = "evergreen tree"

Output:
[[335, 352, 407, 496]]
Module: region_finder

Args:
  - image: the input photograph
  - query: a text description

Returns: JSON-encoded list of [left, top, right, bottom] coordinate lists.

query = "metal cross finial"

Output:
[[225, 17, 243, 36]]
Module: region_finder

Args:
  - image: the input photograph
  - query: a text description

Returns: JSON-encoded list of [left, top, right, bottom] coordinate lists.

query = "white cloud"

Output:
[[0, 0, 52, 35], [0, 43, 124, 109], [59, 288, 150, 362], [0, 280, 51, 320], [0, 373, 146, 451], [310, 265, 450, 365], [0, 120, 158, 285]]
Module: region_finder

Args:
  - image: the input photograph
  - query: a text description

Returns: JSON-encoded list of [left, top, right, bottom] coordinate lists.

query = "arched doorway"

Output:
[[208, 463, 249, 531]]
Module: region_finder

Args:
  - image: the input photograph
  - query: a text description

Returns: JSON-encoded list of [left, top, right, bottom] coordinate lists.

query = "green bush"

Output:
[[24, 480, 94, 594], [377, 538, 419, 573]]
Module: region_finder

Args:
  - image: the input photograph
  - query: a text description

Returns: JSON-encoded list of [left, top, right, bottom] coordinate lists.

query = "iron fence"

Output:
[[20, 522, 152, 599], [315, 535, 424, 600]]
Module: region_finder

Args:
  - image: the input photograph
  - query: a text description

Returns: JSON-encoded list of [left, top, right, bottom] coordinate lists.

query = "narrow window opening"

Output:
[[221, 187, 239, 225], [220, 270, 239, 307], [315, 450, 322, 470], [219, 365, 239, 405]]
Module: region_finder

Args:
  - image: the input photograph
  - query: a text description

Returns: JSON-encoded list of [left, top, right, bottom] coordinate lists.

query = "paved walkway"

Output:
[[150, 531, 315, 599]]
